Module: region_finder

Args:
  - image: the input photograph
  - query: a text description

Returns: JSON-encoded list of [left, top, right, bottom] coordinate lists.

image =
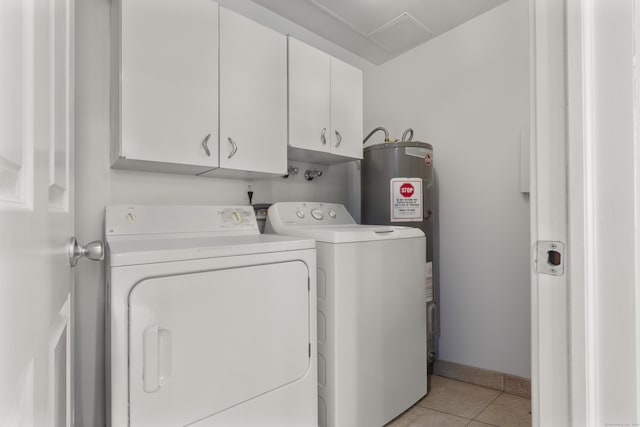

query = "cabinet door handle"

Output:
[[201, 133, 211, 156], [227, 137, 238, 159], [335, 130, 342, 148], [321, 127, 327, 145]]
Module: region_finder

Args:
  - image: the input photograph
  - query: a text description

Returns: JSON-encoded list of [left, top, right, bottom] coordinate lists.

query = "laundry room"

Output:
[[69, 0, 532, 425], [2, 0, 562, 425]]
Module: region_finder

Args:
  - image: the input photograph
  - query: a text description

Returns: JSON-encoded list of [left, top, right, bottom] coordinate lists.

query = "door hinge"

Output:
[[308, 342, 311, 358], [308, 276, 310, 291], [535, 241, 565, 276]]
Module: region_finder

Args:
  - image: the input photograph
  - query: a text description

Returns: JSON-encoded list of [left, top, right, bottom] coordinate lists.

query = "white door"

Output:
[[330, 57, 363, 160], [219, 7, 287, 175], [128, 261, 310, 426], [288, 37, 331, 153], [1, 0, 76, 425], [118, 0, 219, 169]]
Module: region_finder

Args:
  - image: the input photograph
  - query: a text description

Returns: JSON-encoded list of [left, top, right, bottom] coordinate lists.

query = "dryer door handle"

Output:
[[143, 325, 173, 393]]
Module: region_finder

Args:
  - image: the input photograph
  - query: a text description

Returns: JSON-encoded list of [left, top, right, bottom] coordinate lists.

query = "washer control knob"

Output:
[[311, 209, 324, 220], [296, 209, 305, 219], [328, 209, 336, 219]]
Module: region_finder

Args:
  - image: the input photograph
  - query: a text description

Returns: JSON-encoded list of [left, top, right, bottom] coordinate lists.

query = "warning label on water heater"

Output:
[[390, 178, 423, 222]]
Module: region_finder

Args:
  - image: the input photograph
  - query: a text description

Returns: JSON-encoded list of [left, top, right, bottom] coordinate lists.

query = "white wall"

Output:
[[74, 1, 362, 424], [362, 0, 531, 378]]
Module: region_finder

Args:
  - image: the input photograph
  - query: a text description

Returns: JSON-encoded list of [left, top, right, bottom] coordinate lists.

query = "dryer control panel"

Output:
[[219, 207, 255, 229], [106, 205, 258, 236]]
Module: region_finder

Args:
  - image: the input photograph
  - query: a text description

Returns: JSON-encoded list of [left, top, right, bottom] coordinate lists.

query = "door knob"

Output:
[[68, 237, 104, 267]]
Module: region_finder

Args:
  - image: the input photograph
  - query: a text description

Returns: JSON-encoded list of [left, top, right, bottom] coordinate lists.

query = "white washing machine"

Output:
[[105, 205, 317, 427], [265, 202, 428, 427]]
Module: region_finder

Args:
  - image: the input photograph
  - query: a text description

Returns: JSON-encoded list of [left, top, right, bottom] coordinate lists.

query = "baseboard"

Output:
[[433, 359, 531, 399]]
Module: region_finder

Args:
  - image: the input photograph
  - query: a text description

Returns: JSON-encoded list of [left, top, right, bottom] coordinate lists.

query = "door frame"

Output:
[[565, 0, 594, 424], [530, 0, 571, 424], [532, 0, 640, 425]]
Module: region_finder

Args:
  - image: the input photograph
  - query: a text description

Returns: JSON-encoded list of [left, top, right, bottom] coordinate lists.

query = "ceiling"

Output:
[[251, 0, 508, 64]]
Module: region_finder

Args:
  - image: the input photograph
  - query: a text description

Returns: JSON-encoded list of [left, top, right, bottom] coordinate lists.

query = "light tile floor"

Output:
[[385, 375, 531, 427]]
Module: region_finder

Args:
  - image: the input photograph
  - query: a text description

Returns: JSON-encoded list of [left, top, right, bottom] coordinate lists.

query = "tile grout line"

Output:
[[417, 376, 506, 422], [467, 419, 501, 427], [472, 391, 504, 423], [418, 376, 531, 426], [421, 406, 473, 423], [464, 417, 500, 427]]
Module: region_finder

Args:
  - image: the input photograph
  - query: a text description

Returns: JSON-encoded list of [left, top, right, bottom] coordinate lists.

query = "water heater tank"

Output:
[[362, 141, 434, 258]]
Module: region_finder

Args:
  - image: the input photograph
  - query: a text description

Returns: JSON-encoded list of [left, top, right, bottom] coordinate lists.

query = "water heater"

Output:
[[361, 141, 437, 367]]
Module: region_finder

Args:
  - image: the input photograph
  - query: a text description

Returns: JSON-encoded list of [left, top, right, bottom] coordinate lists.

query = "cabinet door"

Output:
[[330, 57, 363, 159], [288, 37, 331, 153], [119, 0, 218, 168], [219, 8, 287, 174]]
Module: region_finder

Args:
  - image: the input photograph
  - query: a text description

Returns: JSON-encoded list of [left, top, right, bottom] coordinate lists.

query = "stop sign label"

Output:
[[390, 178, 422, 222], [400, 183, 414, 198]]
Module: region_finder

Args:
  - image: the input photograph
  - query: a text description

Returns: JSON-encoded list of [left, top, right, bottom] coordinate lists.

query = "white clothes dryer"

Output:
[[265, 202, 428, 427], [105, 205, 317, 427]]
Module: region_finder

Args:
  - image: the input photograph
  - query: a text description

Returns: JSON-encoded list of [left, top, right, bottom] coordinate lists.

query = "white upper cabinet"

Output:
[[213, 7, 287, 176], [288, 37, 363, 164], [288, 37, 332, 154], [113, 0, 219, 174], [330, 57, 364, 160]]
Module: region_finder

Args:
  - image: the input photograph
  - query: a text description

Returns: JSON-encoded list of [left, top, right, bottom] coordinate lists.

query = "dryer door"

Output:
[[128, 260, 311, 426]]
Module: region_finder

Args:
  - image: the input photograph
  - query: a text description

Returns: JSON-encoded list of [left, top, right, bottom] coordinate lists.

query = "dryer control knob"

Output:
[[230, 210, 243, 224], [296, 209, 305, 219], [311, 209, 324, 220], [328, 209, 336, 218]]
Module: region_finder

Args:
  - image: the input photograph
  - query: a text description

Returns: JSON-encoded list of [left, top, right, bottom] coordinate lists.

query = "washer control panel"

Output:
[[269, 202, 356, 226]]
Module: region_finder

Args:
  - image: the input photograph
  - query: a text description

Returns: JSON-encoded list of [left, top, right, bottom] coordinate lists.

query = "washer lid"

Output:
[[107, 234, 315, 267]]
